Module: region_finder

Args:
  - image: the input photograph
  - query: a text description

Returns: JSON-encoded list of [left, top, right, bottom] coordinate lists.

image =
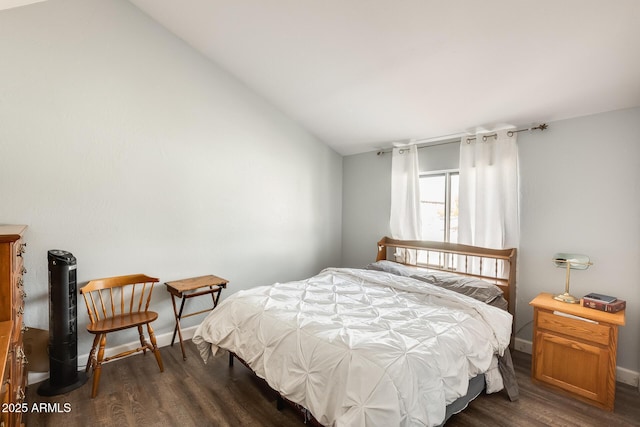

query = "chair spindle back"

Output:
[[80, 274, 159, 324]]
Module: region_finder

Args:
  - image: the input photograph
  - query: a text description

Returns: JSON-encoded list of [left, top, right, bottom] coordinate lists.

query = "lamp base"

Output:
[[554, 292, 580, 304]]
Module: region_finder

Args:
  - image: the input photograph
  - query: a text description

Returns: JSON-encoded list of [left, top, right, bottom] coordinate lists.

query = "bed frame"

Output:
[[376, 236, 517, 319]]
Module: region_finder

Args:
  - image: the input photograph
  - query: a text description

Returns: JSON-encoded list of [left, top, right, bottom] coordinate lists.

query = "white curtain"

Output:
[[390, 144, 422, 262], [458, 129, 519, 251]]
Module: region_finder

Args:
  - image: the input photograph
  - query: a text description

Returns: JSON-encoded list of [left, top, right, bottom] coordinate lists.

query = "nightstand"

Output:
[[530, 292, 625, 411]]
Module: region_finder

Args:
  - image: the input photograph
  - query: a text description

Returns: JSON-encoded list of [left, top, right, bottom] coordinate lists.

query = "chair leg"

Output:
[[91, 334, 107, 398], [137, 325, 147, 355], [86, 334, 100, 373], [147, 323, 164, 372]]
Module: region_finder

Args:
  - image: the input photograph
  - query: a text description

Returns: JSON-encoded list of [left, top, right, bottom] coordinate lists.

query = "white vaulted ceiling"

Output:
[[128, 0, 640, 155]]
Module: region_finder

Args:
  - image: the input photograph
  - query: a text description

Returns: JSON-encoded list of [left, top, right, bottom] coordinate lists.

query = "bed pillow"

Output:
[[488, 295, 509, 311], [365, 260, 420, 277], [366, 260, 504, 304], [409, 270, 504, 303]]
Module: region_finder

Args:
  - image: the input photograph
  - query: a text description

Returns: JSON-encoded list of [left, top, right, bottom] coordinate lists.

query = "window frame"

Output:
[[419, 169, 459, 243]]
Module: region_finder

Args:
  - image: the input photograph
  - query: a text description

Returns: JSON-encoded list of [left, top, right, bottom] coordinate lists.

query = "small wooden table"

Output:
[[165, 275, 228, 360]]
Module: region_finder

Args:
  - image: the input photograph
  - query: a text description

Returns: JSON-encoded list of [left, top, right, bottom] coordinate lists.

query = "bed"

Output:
[[193, 237, 518, 426]]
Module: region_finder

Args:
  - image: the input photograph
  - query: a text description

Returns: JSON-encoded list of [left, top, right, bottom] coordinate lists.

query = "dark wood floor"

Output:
[[26, 343, 640, 426]]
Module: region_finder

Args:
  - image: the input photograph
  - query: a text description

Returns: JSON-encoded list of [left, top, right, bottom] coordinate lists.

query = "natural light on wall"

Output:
[[0, 0, 46, 11]]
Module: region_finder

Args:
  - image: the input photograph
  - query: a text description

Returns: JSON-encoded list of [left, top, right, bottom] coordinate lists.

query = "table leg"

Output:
[[177, 296, 188, 360], [213, 287, 222, 307], [209, 285, 221, 308], [170, 293, 188, 360], [170, 294, 180, 346]]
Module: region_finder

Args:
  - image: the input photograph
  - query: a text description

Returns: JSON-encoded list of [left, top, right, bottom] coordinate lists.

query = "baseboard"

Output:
[[513, 337, 639, 388], [27, 325, 200, 386], [514, 337, 532, 354]]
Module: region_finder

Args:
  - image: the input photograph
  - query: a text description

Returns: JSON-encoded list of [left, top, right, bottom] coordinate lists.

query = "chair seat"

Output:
[[86, 311, 159, 334]]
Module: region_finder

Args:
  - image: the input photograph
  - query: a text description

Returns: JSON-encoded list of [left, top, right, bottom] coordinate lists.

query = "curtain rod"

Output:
[[376, 123, 548, 155]]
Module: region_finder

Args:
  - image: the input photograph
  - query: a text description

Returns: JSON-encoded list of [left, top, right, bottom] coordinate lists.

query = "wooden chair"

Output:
[[80, 274, 164, 398]]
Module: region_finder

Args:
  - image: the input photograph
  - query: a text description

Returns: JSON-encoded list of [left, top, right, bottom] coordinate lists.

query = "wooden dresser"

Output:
[[530, 292, 625, 411], [0, 225, 28, 427]]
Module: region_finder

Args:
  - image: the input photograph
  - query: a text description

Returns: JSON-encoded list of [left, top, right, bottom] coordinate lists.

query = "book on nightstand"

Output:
[[582, 292, 617, 303], [582, 295, 626, 313]]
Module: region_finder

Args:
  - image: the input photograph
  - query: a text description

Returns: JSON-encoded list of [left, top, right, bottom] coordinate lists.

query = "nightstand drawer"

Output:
[[537, 310, 610, 346]]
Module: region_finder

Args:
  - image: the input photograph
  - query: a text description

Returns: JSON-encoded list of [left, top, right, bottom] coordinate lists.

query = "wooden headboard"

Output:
[[376, 237, 517, 318]]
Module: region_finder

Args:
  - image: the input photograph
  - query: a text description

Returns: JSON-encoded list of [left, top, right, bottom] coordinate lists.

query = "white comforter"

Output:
[[193, 268, 512, 427]]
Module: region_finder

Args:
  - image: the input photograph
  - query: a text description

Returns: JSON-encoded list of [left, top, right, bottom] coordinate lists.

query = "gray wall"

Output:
[[0, 0, 342, 353], [341, 151, 392, 268], [517, 107, 640, 376], [341, 107, 640, 377]]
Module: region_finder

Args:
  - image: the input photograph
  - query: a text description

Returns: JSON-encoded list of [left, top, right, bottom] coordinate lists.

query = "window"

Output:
[[419, 171, 459, 243]]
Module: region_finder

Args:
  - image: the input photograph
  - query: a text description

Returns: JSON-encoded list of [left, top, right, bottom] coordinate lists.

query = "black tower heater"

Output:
[[37, 250, 87, 396]]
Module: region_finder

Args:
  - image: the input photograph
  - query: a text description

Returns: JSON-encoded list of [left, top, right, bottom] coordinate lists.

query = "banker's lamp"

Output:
[[552, 253, 592, 304]]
